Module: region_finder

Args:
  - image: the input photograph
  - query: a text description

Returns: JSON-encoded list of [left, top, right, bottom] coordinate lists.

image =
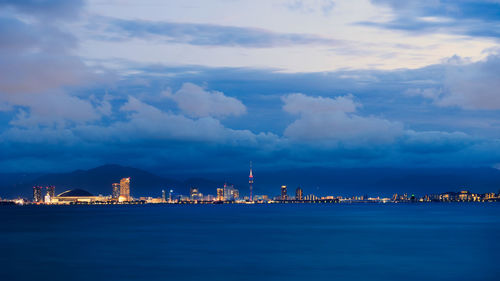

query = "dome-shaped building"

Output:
[[52, 189, 106, 204], [57, 189, 94, 197]]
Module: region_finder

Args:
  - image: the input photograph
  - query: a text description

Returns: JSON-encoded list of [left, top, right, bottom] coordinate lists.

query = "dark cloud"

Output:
[[97, 17, 340, 48], [0, 0, 84, 20], [362, 0, 500, 38]]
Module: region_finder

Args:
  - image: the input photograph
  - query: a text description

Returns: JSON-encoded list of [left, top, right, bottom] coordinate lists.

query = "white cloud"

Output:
[[440, 54, 500, 110], [406, 54, 500, 110], [164, 83, 246, 118], [405, 88, 441, 100], [76, 96, 279, 148], [7, 92, 102, 127], [282, 93, 358, 114], [282, 93, 404, 144]]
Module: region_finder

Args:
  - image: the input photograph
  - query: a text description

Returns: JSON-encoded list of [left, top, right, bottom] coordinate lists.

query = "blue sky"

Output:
[[0, 0, 499, 173]]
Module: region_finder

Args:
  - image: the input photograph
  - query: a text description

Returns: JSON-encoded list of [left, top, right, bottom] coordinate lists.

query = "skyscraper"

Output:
[[295, 187, 303, 200], [162, 189, 166, 202], [281, 185, 287, 200], [217, 188, 224, 201], [112, 183, 120, 199], [33, 186, 43, 202], [120, 177, 130, 201], [190, 187, 200, 200], [223, 183, 239, 201], [249, 161, 254, 201], [46, 186, 55, 198]]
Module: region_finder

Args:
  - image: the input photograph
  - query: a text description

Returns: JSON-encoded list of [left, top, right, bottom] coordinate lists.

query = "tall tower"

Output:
[[33, 186, 43, 203], [46, 186, 55, 198], [281, 185, 288, 200], [217, 188, 224, 201], [112, 183, 120, 199], [295, 186, 303, 201], [249, 161, 254, 201], [120, 177, 130, 200]]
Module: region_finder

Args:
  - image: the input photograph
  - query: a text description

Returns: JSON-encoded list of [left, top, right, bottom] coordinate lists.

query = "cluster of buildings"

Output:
[[25, 177, 134, 205], [1, 163, 499, 205]]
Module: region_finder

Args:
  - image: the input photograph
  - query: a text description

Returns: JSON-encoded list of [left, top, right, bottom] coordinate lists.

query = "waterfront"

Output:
[[0, 203, 498, 281]]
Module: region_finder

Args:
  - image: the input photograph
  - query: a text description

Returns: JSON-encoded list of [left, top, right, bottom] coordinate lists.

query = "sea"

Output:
[[0, 203, 499, 281]]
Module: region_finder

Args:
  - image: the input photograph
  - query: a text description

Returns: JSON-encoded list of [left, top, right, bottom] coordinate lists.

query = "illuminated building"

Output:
[[217, 188, 224, 201], [162, 190, 166, 202], [305, 194, 318, 201], [249, 161, 254, 201], [47, 186, 55, 198], [169, 190, 173, 202], [51, 189, 107, 204], [33, 186, 43, 202], [484, 193, 496, 200], [459, 190, 471, 201], [120, 177, 131, 201], [223, 183, 239, 201], [281, 185, 287, 200], [295, 187, 303, 200], [190, 187, 200, 200], [112, 183, 120, 199]]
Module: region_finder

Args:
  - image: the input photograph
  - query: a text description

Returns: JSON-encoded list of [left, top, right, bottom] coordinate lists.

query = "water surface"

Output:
[[0, 203, 498, 281]]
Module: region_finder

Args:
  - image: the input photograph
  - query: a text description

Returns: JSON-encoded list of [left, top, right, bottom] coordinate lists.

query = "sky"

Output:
[[0, 0, 500, 174]]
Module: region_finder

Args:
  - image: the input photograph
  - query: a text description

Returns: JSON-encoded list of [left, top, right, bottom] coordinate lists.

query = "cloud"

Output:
[[405, 54, 500, 110], [98, 17, 340, 48], [8, 92, 103, 127], [164, 83, 247, 118], [282, 93, 358, 114], [0, 0, 84, 20], [363, 0, 500, 38], [440, 54, 500, 109], [399, 130, 474, 154], [282, 93, 404, 144], [0, 2, 110, 127], [0, 53, 90, 94], [286, 0, 335, 16], [75, 96, 278, 146]]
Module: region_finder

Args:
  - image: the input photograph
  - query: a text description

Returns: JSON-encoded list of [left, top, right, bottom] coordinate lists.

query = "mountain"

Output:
[[1, 165, 500, 199], [0, 165, 183, 198], [176, 167, 500, 197]]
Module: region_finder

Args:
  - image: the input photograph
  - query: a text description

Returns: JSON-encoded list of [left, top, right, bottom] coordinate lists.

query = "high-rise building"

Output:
[[190, 187, 200, 200], [169, 189, 173, 202], [46, 186, 55, 198], [33, 186, 43, 202], [295, 187, 303, 200], [223, 183, 239, 201], [44, 186, 55, 203], [217, 188, 224, 201], [162, 190, 166, 202], [112, 183, 120, 199], [281, 185, 287, 200], [120, 177, 130, 201]]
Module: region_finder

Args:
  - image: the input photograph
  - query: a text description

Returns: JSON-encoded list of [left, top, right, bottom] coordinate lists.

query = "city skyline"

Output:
[[0, 2, 499, 280], [2, 162, 497, 205]]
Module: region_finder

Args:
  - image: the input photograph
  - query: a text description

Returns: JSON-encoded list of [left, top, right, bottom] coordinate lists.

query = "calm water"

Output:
[[0, 203, 499, 281]]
